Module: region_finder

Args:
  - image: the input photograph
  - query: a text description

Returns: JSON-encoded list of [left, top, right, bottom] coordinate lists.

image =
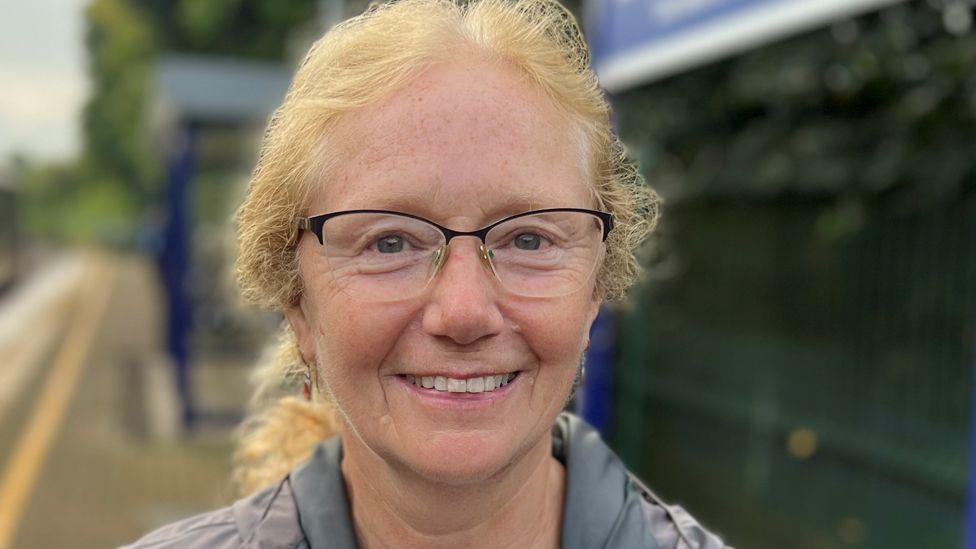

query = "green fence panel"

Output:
[[615, 197, 975, 548]]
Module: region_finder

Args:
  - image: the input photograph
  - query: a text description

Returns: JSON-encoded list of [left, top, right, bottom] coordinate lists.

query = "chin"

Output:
[[399, 429, 531, 485]]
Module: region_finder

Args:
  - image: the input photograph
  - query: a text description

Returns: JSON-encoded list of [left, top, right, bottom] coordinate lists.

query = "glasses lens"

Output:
[[485, 211, 605, 298], [320, 213, 445, 301]]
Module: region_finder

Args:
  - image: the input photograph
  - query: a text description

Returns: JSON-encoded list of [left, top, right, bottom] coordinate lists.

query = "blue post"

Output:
[[160, 121, 195, 429], [578, 305, 616, 436]]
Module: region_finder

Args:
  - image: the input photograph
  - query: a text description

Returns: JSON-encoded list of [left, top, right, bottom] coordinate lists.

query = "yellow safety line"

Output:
[[0, 256, 115, 549], [0, 298, 71, 422]]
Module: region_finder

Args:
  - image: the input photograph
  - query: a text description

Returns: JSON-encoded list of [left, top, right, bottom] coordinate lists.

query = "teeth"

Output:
[[447, 378, 466, 392], [406, 372, 518, 393]]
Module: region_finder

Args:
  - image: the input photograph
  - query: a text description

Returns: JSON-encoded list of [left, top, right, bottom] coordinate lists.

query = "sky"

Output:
[[0, 0, 89, 162]]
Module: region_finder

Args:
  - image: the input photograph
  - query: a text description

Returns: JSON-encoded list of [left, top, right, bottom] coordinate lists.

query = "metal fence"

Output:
[[614, 195, 975, 548]]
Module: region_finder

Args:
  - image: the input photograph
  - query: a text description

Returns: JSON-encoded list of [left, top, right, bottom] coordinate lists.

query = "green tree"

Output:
[[136, 0, 316, 60], [76, 0, 319, 239], [615, 1, 976, 215], [81, 0, 156, 219]]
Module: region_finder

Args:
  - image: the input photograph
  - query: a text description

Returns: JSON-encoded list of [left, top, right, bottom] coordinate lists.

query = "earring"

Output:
[[303, 363, 312, 401], [580, 341, 588, 386], [578, 352, 586, 387]]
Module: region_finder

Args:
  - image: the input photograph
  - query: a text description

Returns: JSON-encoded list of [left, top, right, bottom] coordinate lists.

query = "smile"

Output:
[[399, 372, 520, 393]]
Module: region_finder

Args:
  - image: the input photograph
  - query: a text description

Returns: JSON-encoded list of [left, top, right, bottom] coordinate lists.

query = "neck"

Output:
[[339, 427, 565, 549]]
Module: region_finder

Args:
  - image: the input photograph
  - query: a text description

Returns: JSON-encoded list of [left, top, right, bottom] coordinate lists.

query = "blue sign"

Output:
[[586, 0, 905, 91], [588, 0, 783, 65]]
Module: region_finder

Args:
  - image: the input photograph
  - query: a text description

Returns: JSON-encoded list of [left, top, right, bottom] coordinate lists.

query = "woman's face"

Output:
[[286, 58, 601, 483]]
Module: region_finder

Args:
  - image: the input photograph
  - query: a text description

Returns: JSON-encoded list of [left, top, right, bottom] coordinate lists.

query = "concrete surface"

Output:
[[0, 252, 258, 548]]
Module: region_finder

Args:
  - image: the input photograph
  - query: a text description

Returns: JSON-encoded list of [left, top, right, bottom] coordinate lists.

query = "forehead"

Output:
[[316, 58, 591, 225]]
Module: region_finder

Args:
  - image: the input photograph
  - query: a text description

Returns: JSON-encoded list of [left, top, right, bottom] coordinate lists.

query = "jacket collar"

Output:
[[290, 412, 652, 549], [290, 437, 358, 549], [555, 413, 656, 549]]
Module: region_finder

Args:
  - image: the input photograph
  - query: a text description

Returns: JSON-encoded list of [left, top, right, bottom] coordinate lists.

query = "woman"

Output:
[[126, 0, 728, 547]]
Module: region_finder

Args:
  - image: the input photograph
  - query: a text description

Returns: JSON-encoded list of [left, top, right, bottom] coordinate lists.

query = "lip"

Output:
[[393, 371, 521, 411], [397, 371, 517, 380]]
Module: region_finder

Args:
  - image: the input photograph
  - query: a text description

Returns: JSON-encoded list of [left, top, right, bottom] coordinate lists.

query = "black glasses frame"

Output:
[[297, 208, 614, 246]]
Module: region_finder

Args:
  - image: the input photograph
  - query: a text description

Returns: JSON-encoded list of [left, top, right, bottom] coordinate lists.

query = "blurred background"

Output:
[[0, 0, 973, 547]]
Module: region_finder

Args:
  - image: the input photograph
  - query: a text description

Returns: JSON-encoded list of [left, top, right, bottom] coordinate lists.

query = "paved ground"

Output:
[[0, 252, 257, 548]]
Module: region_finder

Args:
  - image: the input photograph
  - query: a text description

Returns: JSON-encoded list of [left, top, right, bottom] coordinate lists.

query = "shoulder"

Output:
[[118, 506, 240, 549], [626, 472, 732, 549], [120, 477, 307, 549], [555, 413, 731, 549]]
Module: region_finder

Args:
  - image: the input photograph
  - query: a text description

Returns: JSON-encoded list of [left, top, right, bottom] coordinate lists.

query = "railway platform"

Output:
[[0, 251, 253, 549]]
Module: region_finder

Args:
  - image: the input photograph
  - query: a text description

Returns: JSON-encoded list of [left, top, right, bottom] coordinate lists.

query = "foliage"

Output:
[[17, 160, 137, 245], [82, 0, 157, 210], [35, 0, 321, 245], [135, 0, 317, 60], [614, 1, 976, 218]]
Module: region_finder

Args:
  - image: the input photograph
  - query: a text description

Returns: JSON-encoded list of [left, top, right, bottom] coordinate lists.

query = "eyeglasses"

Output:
[[297, 208, 613, 301]]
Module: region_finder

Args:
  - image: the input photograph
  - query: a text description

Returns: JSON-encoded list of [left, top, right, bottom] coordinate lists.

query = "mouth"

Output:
[[397, 371, 521, 394]]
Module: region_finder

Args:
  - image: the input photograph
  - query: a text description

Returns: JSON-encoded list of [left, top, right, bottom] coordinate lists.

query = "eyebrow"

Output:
[[351, 187, 551, 226], [361, 191, 438, 217]]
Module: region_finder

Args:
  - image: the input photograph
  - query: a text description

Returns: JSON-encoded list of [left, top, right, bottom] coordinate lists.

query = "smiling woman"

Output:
[[124, 1, 728, 548]]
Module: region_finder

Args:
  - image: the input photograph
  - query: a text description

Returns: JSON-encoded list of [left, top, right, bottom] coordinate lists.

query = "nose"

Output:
[[420, 239, 505, 346]]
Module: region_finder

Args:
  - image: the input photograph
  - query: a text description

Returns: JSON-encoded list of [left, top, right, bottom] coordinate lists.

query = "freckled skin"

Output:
[[286, 58, 601, 486]]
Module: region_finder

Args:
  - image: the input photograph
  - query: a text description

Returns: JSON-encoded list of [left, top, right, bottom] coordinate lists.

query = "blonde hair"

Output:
[[233, 0, 658, 495]]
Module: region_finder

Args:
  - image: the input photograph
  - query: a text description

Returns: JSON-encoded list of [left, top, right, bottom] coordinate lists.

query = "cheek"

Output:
[[313, 295, 416, 396], [508, 299, 590, 418], [509, 297, 592, 371], [298, 249, 407, 376]]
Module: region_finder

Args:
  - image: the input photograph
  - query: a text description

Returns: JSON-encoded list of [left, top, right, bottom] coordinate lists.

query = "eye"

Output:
[[375, 235, 405, 253], [514, 233, 543, 250]]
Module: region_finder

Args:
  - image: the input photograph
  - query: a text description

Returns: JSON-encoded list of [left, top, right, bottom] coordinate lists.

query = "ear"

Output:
[[284, 298, 317, 365]]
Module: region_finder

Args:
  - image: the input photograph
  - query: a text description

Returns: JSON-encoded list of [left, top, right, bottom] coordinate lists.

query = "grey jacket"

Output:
[[123, 413, 729, 548]]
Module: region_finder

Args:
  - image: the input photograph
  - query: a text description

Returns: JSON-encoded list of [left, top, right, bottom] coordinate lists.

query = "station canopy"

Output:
[[152, 55, 290, 127]]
